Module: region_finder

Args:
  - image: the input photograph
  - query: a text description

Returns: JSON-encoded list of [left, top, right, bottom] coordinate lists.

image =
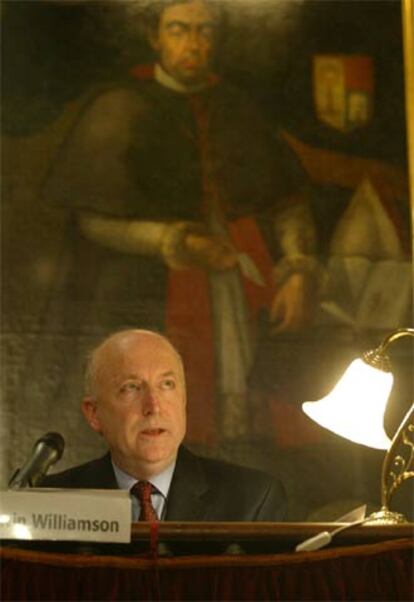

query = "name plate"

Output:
[[0, 488, 131, 543]]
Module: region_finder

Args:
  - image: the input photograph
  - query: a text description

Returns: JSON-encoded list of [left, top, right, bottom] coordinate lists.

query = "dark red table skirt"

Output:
[[1, 538, 413, 601]]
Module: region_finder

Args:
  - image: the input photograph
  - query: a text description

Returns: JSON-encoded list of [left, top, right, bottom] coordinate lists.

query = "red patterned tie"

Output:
[[131, 481, 158, 522]]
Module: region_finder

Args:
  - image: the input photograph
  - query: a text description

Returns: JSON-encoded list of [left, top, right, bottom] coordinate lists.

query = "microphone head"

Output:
[[9, 432, 66, 488], [36, 432, 65, 460]]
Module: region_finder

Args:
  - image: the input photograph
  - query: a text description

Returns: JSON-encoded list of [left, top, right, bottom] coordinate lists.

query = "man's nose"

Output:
[[187, 29, 202, 50], [142, 388, 161, 416]]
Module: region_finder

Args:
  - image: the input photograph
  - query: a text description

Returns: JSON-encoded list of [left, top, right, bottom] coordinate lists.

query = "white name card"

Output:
[[0, 488, 131, 543]]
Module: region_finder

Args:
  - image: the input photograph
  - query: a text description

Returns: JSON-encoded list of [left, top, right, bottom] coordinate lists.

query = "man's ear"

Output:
[[148, 30, 160, 52], [82, 397, 102, 434]]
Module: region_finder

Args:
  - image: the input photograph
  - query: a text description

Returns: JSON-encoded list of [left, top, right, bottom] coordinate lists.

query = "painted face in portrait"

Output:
[[82, 331, 187, 479], [150, 0, 217, 85]]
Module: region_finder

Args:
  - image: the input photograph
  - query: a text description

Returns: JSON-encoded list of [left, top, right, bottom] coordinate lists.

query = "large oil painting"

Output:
[[1, 0, 412, 520]]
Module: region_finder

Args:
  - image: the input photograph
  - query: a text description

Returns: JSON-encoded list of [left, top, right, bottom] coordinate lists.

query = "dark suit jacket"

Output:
[[42, 446, 286, 521]]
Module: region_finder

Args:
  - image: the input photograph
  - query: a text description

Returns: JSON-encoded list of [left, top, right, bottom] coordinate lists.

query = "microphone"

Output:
[[8, 432, 65, 489]]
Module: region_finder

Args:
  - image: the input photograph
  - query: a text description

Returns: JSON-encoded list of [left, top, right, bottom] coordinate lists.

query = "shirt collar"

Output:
[[154, 63, 213, 95], [111, 457, 176, 500]]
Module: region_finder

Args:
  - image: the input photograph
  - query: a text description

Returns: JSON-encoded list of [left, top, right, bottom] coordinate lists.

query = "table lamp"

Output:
[[302, 327, 414, 525]]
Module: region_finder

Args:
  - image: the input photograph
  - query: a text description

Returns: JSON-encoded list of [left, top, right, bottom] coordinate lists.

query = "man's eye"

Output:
[[199, 25, 215, 39], [161, 379, 175, 390], [120, 382, 141, 394], [168, 24, 187, 36]]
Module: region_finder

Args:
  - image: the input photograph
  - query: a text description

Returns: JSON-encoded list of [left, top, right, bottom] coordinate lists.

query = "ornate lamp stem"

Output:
[[364, 328, 414, 525]]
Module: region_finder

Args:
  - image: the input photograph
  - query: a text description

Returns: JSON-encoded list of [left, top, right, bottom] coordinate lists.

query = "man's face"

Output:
[[82, 332, 187, 479], [151, 1, 216, 85]]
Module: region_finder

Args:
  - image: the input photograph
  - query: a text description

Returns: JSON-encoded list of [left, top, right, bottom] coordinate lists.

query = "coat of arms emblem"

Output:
[[313, 55, 374, 132]]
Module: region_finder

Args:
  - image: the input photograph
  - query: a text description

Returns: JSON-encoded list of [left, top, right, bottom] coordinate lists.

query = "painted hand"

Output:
[[183, 232, 237, 270], [270, 273, 315, 333]]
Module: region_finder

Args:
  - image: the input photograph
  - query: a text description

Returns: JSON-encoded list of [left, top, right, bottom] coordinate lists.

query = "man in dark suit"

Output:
[[42, 329, 286, 521]]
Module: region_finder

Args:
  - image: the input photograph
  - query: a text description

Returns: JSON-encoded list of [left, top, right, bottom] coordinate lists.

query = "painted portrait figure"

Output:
[[41, 0, 319, 446]]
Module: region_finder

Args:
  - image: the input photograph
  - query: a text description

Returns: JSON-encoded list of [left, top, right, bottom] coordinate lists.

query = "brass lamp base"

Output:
[[364, 507, 408, 526]]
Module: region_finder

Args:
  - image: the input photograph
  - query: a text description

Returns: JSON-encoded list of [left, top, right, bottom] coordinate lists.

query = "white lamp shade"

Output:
[[302, 359, 393, 450]]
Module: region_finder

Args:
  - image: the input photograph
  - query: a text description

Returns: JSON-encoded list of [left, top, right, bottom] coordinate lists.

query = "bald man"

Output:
[[42, 330, 286, 521]]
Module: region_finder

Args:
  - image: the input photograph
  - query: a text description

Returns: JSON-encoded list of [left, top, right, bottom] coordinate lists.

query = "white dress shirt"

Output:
[[112, 459, 176, 521]]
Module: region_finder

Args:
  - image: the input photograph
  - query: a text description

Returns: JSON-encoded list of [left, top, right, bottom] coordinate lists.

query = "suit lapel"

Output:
[[86, 453, 118, 489], [165, 446, 209, 521]]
